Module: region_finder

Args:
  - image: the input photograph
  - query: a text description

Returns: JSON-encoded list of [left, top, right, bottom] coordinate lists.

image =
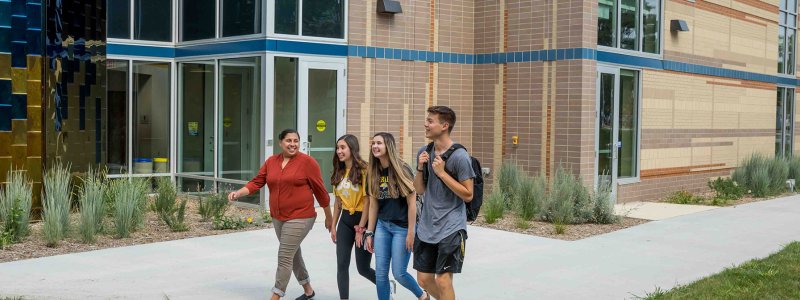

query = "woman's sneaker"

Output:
[[295, 291, 315, 300]]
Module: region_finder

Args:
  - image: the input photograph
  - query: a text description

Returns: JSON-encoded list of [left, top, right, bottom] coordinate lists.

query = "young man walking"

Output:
[[413, 106, 475, 300]]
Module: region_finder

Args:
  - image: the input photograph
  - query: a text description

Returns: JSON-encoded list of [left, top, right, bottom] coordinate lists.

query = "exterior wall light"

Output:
[[378, 0, 402, 14], [670, 20, 689, 32]]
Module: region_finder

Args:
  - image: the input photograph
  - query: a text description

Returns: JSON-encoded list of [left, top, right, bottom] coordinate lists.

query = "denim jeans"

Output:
[[374, 219, 424, 300]]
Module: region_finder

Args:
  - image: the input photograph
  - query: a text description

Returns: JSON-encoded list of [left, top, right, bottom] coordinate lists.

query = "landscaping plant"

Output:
[[482, 190, 505, 224], [732, 154, 788, 197], [153, 177, 188, 232], [109, 178, 147, 238], [42, 161, 73, 247], [592, 179, 618, 224], [497, 160, 523, 208], [78, 167, 107, 243], [212, 216, 247, 230], [707, 177, 745, 205], [666, 191, 704, 205], [0, 170, 33, 243], [514, 174, 545, 222], [198, 191, 229, 222]]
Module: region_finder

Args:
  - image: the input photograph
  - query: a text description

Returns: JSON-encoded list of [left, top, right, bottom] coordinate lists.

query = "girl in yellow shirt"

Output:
[[330, 134, 376, 300]]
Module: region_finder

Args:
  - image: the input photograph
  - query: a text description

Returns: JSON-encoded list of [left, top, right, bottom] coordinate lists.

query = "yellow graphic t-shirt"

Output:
[[334, 169, 367, 215]]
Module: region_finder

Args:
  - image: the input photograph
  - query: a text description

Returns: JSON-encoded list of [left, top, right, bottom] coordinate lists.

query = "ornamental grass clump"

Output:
[[0, 170, 33, 243], [78, 167, 107, 243], [42, 161, 73, 247]]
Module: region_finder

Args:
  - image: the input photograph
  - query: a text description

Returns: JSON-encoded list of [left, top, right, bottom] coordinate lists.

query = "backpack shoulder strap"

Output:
[[441, 143, 466, 161]]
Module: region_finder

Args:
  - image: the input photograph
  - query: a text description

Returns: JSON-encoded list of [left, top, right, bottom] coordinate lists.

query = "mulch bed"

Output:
[[0, 197, 270, 263], [471, 212, 649, 241]]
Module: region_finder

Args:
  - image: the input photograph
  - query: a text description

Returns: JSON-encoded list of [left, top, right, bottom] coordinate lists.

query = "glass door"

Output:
[[298, 60, 346, 190], [597, 66, 620, 199]]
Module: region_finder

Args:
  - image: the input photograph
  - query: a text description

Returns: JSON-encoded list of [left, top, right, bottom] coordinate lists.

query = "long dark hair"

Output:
[[367, 132, 415, 198], [331, 134, 367, 187]]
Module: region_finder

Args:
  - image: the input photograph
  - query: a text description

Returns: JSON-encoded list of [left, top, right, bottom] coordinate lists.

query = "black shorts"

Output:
[[413, 230, 467, 274]]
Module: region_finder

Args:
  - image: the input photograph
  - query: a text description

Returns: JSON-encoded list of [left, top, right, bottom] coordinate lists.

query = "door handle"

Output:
[[308, 135, 313, 143]]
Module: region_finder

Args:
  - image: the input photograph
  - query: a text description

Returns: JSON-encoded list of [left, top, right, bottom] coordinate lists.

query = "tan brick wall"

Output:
[[664, 0, 780, 74]]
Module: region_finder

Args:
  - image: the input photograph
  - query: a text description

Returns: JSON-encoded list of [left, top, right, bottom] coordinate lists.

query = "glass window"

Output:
[[134, 0, 172, 41], [641, 0, 659, 53], [179, 62, 215, 176], [219, 57, 262, 181], [598, 0, 616, 47], [777, 87, 796, 157], [302, 0, 344, 38], [306, 68, 338, 188], [223, 0, 262, 37], [274, 57, 298, 154], [182, 0, 215, 41], [108, 0, 131, 39], [275, 0, 299, 35], [106, 60, 129, 174], [132, 61, 171, 174], [618, 70, 639, 178], [780, 0, 797, 75], [597, 0, 659, 54], [620, 0, 639, 51]]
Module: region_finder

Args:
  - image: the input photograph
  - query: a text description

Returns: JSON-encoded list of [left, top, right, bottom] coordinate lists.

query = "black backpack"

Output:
[[422, 143, 484, 222]]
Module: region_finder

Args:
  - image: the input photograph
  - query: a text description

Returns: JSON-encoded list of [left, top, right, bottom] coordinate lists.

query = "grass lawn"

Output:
[[643, 241, 800, 299]]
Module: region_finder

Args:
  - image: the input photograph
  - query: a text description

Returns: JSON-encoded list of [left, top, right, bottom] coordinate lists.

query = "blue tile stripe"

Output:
[[107, 40, 800, 86]]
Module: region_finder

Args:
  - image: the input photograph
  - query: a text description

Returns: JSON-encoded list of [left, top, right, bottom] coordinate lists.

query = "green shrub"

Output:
[[78, 168, 107, 243], [592, 180, 619, 224], [482, 191, 505, 224], [666, 191, 704, 205], [514, 218, 530, 230], [0, 230, 12, 249], [42, 161, 73, 247], [261, 209, 272, 224], [498, 161, 523, 208], [198, 191, 229, 222], [154, 177, 188, 232], [553, 221, 566, 235], [109, 178, 148, 238], [707, 177, 745, 203], [212, 216, 247, 230], [0, 170, 33, 243], [733, 154, 789, 197], [541, 167, 590, 225], [788, 157, 800, 183], [514, 175, 545, 221]]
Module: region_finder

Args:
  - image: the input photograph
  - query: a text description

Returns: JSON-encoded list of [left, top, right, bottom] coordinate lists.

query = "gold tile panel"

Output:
[[27, 56, 43, 80], [10, 145, 27, 169], [27, 157, 42, 183], [0, 132, 10, 156], [27, 80, 42, 103], [0, 157, 10, 182], [27, 106, 42, 132], [11, 68, 27, 94], [11, 119, 27, 145], [0, 54, 10, 79], [27, 131, 42, 157]]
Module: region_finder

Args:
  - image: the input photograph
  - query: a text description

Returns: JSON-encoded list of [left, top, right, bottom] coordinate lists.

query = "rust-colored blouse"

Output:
[[244, 152, 330, 222]]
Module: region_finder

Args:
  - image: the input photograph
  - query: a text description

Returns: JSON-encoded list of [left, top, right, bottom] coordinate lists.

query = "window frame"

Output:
[[266, 0, 349, 44], [107, 0, 176, 45], [776, 86, 796, 158], [779, 0, 798, 75], [597, 0, 663, 58], [177, 0, 267, 44]]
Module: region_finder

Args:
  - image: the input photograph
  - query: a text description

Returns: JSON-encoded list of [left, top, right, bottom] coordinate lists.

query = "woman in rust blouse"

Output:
[[228, 129, 333, 300]]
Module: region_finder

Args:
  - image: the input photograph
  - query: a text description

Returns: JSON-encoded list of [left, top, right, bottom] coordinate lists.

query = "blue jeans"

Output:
[[374, 220, 424, 300]]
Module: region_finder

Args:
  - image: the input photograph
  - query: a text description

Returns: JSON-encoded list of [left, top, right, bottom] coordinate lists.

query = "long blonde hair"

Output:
[[367, 132, 415, 198]]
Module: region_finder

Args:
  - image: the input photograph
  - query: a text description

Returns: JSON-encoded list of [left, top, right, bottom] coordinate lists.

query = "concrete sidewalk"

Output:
[[1, 196, 799, 299]]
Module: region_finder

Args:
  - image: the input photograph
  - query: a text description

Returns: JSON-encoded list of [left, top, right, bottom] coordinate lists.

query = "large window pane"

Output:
[[618, 70, 638, 178], [785, 91, 795, 156], [598, 73, 615, 184], [182, 0, 215, 41], [108, 0, 131, 38], [179, 62, 214, 176], [307, 69, 338, 188], [275, 0, 299, 35], [779, 27, 787, 74], [620, 0, 639, 50], [598, 0, 616, 47], [133, 62, 171, 174], [223, 0, 262, 37], [107, 60, 129, 174], [302, 0, 344, 38], [219, 57, 262, 181], [642, 0, 659, 53], [274, 57, 298, 154], [788, 29, 796, 75], [134, 0, 172, 41]]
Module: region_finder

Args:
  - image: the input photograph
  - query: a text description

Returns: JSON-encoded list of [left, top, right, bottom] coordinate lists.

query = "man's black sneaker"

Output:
[[295, 291, 315, 300]]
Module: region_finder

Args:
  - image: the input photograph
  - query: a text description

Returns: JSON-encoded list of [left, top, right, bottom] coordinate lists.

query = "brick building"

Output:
[[0, 0, 797, 208]]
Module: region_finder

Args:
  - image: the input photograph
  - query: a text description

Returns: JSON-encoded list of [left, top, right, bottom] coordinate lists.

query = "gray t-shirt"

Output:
[[416, 144, 475, 244]]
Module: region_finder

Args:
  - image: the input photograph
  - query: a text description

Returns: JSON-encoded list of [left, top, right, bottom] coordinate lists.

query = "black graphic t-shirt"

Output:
[[376, 167, 410, 228]]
